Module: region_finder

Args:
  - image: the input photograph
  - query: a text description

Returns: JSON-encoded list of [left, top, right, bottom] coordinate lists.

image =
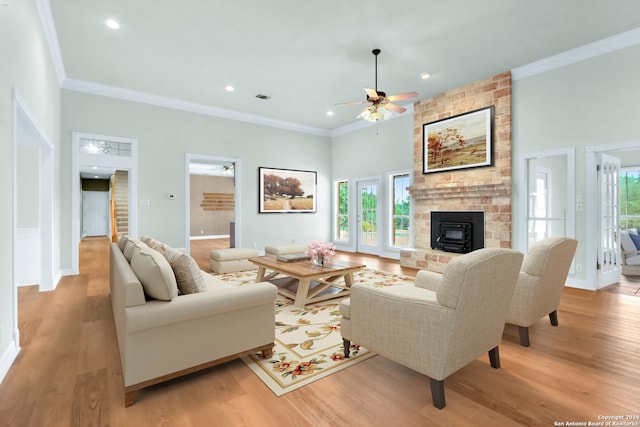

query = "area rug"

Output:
[[214, 268, 415, 396]]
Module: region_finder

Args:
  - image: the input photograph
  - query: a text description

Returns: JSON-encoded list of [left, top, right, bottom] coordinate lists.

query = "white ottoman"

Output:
[[264, 243, 308, 258], [209, 248, 259, 274]]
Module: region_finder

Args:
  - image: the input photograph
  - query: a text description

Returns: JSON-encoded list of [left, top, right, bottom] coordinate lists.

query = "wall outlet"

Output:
[[576, 264, 583, 273], [200, 230, 204, 235], [252, 242, 256, 248]]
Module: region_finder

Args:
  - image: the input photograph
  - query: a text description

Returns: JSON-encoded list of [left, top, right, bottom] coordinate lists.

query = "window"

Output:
[[620, 167, 640, 230], [335, 180, 349, 242], [390, 173, 411, 248]]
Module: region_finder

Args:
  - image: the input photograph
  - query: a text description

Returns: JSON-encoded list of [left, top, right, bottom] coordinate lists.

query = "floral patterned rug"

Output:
[[213, 268, 415, 396]]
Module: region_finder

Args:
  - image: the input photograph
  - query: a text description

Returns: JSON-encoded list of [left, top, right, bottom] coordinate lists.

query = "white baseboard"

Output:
[[565, 277, 594, 291], [190, 235, 230, 240], [0, 338, 20, 385]]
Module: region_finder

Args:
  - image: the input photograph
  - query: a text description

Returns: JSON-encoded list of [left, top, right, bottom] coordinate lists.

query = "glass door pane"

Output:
[[357, 180, 379, 255]]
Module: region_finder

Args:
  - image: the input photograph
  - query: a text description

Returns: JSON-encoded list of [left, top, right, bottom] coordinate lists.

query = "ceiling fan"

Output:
[[337, 49, 418, 122]]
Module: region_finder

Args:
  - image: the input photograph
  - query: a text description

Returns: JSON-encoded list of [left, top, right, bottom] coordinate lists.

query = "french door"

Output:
[[597, 153, 621, 288], [356, 179, 380, 255]]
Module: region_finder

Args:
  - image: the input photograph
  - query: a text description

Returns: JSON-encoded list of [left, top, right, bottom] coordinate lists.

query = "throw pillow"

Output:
[[163, 247, 207, 294], [629, 232, 640, 251], [130, 245, 179, 301]]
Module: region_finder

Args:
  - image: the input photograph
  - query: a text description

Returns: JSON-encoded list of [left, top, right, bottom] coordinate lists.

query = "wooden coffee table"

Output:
[[249, 256, 366, 307]]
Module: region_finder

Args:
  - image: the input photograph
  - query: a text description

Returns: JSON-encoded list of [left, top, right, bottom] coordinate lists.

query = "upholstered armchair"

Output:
[[339, 248, 523, 409], [506, 236, 578, 347]]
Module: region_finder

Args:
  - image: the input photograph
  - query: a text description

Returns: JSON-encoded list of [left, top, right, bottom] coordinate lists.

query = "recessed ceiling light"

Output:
[[421, 72, 431, 80], [225, 85, 235, 92], [326, 111, 334, 116], [105, 19, 120, 29]]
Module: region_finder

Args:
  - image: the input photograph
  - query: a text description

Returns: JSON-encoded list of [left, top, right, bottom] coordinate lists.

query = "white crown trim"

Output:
[[512, 27, 640, 80], [62, 79, 331, 137], [35, 0, 65, 84]]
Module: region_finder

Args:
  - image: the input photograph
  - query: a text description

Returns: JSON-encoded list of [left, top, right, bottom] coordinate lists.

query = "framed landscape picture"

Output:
[[259, 167, 317, 213], [423, 105, 494, 174]]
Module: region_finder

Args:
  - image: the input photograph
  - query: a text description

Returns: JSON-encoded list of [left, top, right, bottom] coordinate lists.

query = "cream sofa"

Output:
[[110, 237, 277, 406]]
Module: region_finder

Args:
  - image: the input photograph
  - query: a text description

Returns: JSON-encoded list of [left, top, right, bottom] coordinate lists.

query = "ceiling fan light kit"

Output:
[[337, 48, 418, 123]]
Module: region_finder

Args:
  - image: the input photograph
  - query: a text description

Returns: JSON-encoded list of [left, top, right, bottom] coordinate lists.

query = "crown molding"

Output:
[[62, 79, 331, 137], [35, 0, 65, 84], [512, 27, 640, 80]]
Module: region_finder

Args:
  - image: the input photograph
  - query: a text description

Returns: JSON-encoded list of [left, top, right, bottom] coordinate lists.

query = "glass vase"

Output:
[[312, 253, 326, 266]]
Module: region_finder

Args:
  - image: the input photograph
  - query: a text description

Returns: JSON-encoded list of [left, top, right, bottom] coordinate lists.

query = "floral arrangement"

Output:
[[306, 240, 336, 266]]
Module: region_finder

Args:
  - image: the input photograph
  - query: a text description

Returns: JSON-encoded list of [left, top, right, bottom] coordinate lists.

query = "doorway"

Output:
[[72, 133, 138, 274], [586, 141, 640, 289], [185, 154, 240, 253], [356, 178, 381, 255]]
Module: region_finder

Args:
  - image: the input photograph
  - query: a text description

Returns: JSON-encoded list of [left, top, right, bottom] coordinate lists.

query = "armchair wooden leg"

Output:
[[429, 378, 446, 409], [488, 346, 500, 369], [549, 310, 559, 326], [343, 338, 351, 358], [517, 326, 531, 347]]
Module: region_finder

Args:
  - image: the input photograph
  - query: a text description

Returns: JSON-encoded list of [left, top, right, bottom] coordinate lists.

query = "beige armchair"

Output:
[[506, 237, 578, 347], [339, 248, 523, 409]]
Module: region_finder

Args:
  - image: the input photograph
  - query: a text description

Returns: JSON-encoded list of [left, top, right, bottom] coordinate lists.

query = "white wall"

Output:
[[60, 91, 332, 262], [0, 0, 61, 382]]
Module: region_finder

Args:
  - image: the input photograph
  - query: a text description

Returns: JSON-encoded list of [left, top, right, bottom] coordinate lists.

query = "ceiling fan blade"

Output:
[[365, 88, 379, 100], [387, 92, 418, 101], [335, 100, 367, 106], [385, 103, 407, 113]]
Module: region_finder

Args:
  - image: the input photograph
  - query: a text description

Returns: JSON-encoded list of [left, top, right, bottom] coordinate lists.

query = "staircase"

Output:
[[112, 170, 129, 240]]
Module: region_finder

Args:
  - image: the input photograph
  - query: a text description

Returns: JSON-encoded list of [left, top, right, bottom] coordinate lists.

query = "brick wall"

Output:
[[400, 71, 512, 272]]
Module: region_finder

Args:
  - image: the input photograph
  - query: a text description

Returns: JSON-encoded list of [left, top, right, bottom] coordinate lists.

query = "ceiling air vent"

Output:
[[255, 94, 271, 100]]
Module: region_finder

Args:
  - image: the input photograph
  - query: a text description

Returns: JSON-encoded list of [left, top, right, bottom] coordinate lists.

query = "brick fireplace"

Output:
[[400, 71, 512, 272]]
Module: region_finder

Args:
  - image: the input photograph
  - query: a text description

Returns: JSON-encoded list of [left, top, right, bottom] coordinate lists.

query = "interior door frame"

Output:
[[184, 153, 241, 252], [586, 140, 640, 289], [71, 132, 138, 274], [517, 147, 575, 255], [11, 88, 55, 362]]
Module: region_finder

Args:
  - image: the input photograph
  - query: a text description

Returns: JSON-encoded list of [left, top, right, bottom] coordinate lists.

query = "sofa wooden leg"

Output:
[[429, 378, 446, 409], [261, 347, 273, 359], [343, 339, 351, 358], [488, 346, 500, 369], [517, 326, 531, 347], [124, 390, 137, 407], [549, 310, 559, 326]]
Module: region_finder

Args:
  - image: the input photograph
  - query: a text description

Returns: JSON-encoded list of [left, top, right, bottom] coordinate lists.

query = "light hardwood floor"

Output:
[[1, 237, 639, 426]]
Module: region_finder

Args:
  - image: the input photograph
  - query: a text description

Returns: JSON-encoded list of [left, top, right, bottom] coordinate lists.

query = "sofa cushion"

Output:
[[130, 245, 179, 301], [621, 230, 637, 253], [123, 237, 148, 262], [164, 247, 206, 294], [117, 235, 129, 251]]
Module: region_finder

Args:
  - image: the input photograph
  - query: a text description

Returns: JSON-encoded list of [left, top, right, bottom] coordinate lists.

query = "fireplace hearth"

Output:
[[431, 211, 485, 254]]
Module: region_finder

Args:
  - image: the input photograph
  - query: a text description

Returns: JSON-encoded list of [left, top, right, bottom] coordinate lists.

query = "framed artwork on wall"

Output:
[[258, 167, 317, 213], [423, 105, 494, 174]]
